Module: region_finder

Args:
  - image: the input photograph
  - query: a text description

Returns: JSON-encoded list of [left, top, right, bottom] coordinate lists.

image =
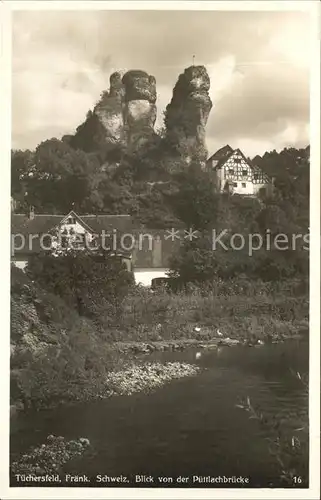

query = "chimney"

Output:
[[29, 206, 35, 220]]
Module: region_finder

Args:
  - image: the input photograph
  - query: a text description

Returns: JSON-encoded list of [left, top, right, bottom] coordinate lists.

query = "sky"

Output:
[[12, 9, 311, 158]]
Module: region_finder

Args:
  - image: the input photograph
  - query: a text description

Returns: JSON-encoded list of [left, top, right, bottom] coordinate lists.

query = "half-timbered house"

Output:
[[207, 145, 272, 196]]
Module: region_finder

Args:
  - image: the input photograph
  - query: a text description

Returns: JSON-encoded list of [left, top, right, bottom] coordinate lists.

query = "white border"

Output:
[[1, 1, 320, 499], [3, 0, 319, 11]]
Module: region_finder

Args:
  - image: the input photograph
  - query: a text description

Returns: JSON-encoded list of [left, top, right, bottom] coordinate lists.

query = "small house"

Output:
[[11, 208, 134, 271], [11, 208, 181, 286]]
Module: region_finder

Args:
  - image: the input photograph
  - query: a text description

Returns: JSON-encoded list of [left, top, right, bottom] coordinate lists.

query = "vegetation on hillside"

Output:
[[12, 137, 309, 283], [11, 119, 309, 228]]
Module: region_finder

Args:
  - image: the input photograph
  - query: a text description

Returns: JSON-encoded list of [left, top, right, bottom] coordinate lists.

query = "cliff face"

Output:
[[122, 70, 157, 149], [94, 71, 125, 145], [164, 65, 212, 164], [72, 70, 157, 153]]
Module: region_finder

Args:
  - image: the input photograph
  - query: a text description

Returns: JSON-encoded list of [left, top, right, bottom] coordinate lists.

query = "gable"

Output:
[[60, 211, 95, 234], [221, 150, 252, 172], [57, 211, 98, 242], [218, 149, 271, 183], [251, 165, 271, 184]]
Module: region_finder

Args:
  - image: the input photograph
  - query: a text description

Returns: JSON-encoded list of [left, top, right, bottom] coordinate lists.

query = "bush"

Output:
[[27, 250, 134, 317], [10, 266, 125, 408], [168, 234, 309, 285]]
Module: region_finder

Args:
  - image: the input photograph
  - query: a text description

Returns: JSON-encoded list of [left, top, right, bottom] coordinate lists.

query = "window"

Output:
[[42, 235, 52, 248], [233, 182, 238, 188], [253, 174, 259, 180], [242, 170, 247, 176], [67, 217, 76, 225], [242, 183, 246, 188], [235, 158, 241, 164], [61, 234, 68, 248], [73, 234, 85, 248], [228, 169, 234, 175]]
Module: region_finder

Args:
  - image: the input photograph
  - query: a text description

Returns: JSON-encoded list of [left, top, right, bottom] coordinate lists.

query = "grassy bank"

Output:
[[101, 284, 308, 343], [10, 267, 308, 412]]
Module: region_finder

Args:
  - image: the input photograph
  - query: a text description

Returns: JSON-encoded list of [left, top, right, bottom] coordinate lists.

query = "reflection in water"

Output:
[[10, 340, 309, 488]]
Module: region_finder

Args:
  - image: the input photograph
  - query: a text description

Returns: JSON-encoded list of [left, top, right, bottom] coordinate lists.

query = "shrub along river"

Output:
[[10, 339, 309, 488]]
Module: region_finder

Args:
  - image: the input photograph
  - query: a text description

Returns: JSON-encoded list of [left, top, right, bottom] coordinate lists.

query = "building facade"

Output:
[[207, 145, 272, 196]]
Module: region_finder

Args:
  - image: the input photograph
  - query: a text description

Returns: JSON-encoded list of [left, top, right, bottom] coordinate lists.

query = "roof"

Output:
[[11, 211, 134, 256], [252, 154, 262, 166], [11, 213, 188, 267], [208, 146, 253, 169], [207, 145, 233, 164], [11, 211, 133, 235]]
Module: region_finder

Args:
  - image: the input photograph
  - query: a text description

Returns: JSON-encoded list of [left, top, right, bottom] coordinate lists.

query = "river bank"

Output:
[[11, 359, 201, 415], [11, 267, 309, 415], [10, 331, 308, 417], [113, 330, 307, 355]]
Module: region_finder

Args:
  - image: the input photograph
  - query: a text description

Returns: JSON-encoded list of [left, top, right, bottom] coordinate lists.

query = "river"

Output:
[[10, 339, 309, 488]]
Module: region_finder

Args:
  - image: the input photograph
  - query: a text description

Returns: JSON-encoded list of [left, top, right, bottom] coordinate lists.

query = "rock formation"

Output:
[[164, 65, 212, 165], [71, 70, 157, 153], [71, 65, 212, 164], [122, 70, 157, 149], [94, 71, 125, 145], [70, 71, 126, 152]]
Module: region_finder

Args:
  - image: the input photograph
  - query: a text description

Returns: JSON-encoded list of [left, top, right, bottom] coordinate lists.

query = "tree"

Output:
[[168, 162, 219, 230], [27, 249, 134, 316], [22, 138, 101, 213], [168, 236, 219, 285], [11, 149, 35, 211]]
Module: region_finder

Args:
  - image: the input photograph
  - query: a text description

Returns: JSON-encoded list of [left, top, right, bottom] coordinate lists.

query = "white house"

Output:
[[207, 145, 273, 196]]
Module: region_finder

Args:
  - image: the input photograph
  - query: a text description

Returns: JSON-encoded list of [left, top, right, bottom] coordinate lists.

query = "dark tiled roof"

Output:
[[11, 213, 183, 266], [207, 146, 271, 179], [11, 212, 134, 256], [207, 145, 233, 163], [11, 213, 133, 235], [78, 215, 133, 233], [11, 215, 63, 235]]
